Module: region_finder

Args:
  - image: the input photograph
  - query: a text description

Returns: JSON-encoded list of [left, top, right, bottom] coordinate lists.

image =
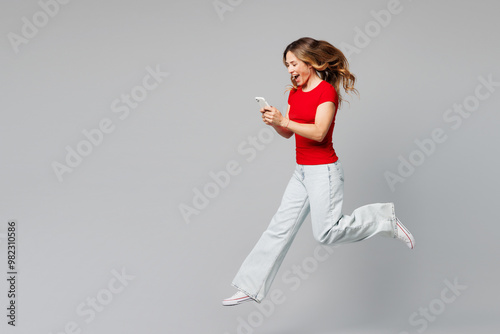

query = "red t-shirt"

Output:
[[287, 80, 339, 165]]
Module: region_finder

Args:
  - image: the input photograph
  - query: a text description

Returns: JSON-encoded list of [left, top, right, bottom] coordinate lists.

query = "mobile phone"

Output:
[[255, 97, 270, 109]]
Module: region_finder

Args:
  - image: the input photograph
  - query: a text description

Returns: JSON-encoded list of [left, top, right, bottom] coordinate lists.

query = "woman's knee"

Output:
[[312, 230, 329, 244], [312, 226, 344, 245]]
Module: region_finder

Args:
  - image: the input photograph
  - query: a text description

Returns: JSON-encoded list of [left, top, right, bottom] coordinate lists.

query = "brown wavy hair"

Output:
[[283, 37, 358, 108]]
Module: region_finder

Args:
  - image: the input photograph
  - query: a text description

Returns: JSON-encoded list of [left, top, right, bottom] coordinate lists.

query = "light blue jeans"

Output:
[[232, 160, 397, 302]]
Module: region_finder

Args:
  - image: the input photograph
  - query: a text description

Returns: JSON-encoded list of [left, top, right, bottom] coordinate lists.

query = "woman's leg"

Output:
[[231, 164, 310, 302], [305, 160, 397, 245]]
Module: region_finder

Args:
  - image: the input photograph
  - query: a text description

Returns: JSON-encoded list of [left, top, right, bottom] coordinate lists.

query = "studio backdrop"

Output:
[[1, 0, 499, 333]]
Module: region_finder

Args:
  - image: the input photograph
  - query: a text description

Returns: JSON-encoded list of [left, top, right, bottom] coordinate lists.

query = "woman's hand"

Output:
[[261, 106, 286, 127], [260, 107, 271, 125]]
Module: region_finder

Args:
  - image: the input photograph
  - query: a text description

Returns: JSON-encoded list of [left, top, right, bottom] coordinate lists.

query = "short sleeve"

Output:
[[318, 82, 338, 107], [287, 88, 296, 105]]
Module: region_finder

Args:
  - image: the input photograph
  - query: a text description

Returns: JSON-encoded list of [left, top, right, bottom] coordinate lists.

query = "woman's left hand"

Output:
[[262, 106, 285, 127]]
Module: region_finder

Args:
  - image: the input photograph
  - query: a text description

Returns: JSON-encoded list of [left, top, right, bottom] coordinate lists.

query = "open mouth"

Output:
[[293, 74, 300, 81]]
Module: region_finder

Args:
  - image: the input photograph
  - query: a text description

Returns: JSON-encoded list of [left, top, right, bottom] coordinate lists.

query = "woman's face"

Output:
[[285, 51, 312, 87]]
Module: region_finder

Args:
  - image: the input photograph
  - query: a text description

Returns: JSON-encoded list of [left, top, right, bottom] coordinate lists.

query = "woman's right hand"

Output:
[[260, 108, 271, 125]]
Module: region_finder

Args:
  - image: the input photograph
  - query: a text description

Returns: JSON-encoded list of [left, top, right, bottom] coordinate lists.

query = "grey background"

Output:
[[1, 0, 499, 333]]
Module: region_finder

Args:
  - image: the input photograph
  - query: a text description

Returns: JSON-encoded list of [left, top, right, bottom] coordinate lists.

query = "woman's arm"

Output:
[[263, 101, 336, 142]]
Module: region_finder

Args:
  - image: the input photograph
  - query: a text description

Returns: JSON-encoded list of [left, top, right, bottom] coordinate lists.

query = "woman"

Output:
[[222, 37, 415, 306]]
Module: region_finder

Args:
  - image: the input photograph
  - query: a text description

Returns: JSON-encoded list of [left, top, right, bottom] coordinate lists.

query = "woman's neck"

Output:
[[301, 73, 322, 92]]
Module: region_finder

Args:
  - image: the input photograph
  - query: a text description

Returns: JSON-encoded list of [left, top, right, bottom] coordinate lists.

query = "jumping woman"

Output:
[[223, 37, 415, 306]]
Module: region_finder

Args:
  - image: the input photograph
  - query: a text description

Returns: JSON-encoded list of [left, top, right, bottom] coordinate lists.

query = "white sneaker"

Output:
[[222, 290, 253, 306], [395, 218, 415, 249]]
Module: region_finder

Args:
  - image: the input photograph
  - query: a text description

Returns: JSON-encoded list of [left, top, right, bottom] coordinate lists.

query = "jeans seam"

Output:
[[327, 165, 335, 229], [390, 202, 397, 237]]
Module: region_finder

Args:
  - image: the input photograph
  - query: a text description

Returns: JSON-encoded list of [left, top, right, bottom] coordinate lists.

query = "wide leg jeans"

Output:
[[231, 160, 397, 302]]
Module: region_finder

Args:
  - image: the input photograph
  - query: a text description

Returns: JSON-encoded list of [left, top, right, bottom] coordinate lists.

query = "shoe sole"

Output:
[[222, 296, 252, 306], [396, 219, 415, 249]]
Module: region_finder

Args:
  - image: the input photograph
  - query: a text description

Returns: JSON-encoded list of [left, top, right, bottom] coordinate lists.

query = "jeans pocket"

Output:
[[332, 161, 344, 182]]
